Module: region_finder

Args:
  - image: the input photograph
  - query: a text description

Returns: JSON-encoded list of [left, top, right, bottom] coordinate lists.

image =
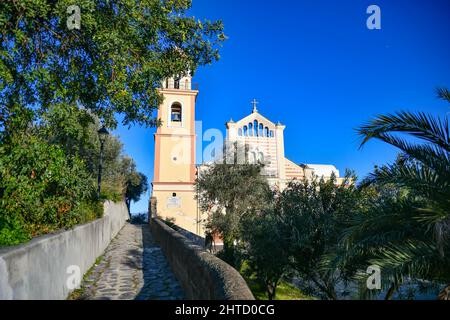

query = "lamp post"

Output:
[[97, 126, 109, 199]]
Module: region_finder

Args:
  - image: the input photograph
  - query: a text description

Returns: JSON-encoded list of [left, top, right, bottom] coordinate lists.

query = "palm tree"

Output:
[[351, 88, 450, 299]]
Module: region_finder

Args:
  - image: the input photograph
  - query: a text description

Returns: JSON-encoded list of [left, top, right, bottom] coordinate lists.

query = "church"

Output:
[[150, 74, 342, 236]]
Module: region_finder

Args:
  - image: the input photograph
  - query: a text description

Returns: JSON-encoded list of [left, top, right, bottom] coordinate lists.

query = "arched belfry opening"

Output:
[[170, 103, 182, 122]]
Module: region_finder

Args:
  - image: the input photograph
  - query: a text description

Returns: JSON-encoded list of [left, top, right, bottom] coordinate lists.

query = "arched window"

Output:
[[259, 123, 264, 137], [248, 123, 253, 136], [171, 103, 182, 122], [270, 130, 274, 137], [265, 127, 269, 137], [243, 126, 248, 136], [254, 120, 258, 136], [238, 128, 243, 136]]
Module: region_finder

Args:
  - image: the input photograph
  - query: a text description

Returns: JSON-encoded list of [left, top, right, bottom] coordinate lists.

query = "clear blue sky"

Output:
[[113, 0, 450, 214]]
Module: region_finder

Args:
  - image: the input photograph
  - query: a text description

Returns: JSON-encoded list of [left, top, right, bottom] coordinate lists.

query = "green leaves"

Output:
[[358, 111, 449, 152], [350, 89, 450, 299], [278, 172, 359, 300], [0, 0, 226, 129], [0, 133, 96, 245], [0, 102, 150, 246], [122, 157, 148, 211]]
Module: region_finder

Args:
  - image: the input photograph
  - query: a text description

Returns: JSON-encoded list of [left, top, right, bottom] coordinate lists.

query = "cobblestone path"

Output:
[[72, 223, 184, 300]]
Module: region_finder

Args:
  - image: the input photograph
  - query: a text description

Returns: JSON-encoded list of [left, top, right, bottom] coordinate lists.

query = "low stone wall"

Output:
[[149, 218, 254, 300], [175, 226, 205, 248], [0, 201, 129, 300]]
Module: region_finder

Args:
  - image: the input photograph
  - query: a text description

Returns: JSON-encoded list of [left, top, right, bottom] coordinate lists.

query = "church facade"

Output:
[[150, 75, 342, 236]]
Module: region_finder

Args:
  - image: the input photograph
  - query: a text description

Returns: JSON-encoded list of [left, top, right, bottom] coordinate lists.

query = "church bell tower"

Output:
[[150, 74, 200, 235]]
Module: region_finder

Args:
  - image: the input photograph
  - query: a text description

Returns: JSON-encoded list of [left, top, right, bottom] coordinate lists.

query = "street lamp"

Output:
[[97, 126, 109, 199]]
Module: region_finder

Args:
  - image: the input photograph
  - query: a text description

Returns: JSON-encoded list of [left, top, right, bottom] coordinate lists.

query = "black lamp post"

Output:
[[97, 126, 109, 199]]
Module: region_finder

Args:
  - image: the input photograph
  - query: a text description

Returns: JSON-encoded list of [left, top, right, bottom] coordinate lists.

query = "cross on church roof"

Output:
[[251, 99, 259, 113]]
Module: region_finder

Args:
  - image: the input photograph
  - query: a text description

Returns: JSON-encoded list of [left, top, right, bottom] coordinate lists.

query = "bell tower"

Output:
[[151, 73, 200, 234]]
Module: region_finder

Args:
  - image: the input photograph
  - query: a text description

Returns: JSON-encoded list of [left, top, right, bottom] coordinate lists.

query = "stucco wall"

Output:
[[149, 218, 254, 300], [0, 201, 129, 300]]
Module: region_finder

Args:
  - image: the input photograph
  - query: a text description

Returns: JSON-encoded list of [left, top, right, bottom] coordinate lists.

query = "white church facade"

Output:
[[150, 74, 342, 236], [224, 101, 341, 190]]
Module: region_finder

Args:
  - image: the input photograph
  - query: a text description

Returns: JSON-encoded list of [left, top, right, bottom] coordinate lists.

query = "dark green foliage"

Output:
[[196, 162, 272, 267], [0, 0, 224, 247], [349, 89, 450, 299], [197, 160, 362, 300], [0, 133, 96, 245], [241, 209, 291, 300], [0, 104, 148, 246], [0, 0, 222, 246], [0, 0, 225, 128], [122, 157, 149, 212], [280, 172, 359, 300], [196, 90, 450, 300]]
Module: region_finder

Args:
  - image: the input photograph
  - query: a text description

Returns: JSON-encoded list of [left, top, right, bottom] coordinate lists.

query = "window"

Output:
[[265, 127, 269, 137], [243, 126, 248, 136], [174, 76, 180, 89], [254, 120, 258, 136], [259, 123, 264, 137], [248, 123, 253, 136], [238, 128, 243, 136], [171, 103, 182, 122]]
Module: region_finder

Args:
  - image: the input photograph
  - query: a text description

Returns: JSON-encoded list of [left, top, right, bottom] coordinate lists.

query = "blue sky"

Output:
[[113, 0, 450, 213]]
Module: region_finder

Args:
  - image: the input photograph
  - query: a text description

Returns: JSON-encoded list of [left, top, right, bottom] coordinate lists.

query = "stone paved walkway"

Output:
[[72, 223, 184, 300]]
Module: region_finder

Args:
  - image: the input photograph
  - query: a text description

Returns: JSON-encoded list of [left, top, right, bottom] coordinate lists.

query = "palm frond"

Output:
[[372, 132, 450, 175], [364, 162, 449, 200], [369, 240, 449, 281], [436, 87, 450, 104], [357, 111, 450, 152]]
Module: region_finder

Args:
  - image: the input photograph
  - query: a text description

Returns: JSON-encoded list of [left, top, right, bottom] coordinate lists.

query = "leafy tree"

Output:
[[280, 172, 360, 300], [0, 0, 226, 129], [0, 133, 97, 245], [121, 156, 148, 212], [40, 103, 98, 167], [350, 88, 450, 299], [241, 208, 291, 300], [0, 103, 148, 245], [196, 143, 272, 266]]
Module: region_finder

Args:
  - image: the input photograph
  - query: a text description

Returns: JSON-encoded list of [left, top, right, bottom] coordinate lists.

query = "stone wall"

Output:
[[175, 225, 205, 248], [149, 218, 254, 300], [0, 201, 129, 300]]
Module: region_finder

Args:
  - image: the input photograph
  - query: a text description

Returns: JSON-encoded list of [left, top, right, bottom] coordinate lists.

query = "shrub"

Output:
[[0, 134, 96, 245]]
